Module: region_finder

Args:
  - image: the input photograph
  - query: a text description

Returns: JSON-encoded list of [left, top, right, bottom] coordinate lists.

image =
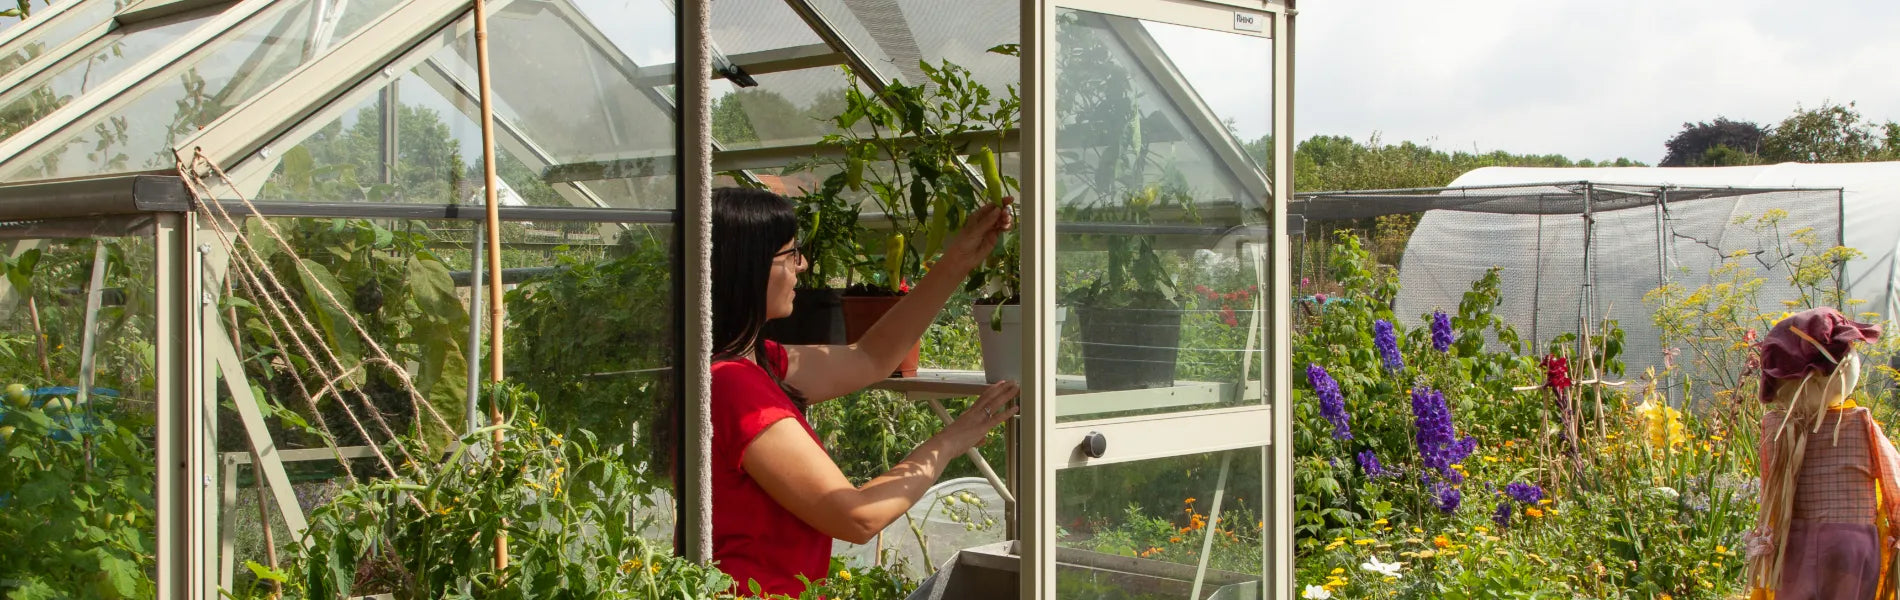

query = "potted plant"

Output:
[[820, 55, 1018, 378], [761, 175, 862, 346], [1068, 185, 1187, 391]]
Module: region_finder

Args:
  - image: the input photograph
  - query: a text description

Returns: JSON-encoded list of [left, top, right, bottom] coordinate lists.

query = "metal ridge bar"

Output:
[[543, 127, 1021, 184], [631, 43, 845, 87], [0, 20, 113, 97], [0, 173, 190, 219]]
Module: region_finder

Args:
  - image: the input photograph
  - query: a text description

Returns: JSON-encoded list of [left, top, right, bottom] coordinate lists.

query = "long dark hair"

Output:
[[671, 187, 808, 554], [710, 187, 803, 389]]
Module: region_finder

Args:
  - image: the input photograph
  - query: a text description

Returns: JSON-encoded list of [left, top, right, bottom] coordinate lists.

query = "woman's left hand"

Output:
[[939, 197, 1014, 273]]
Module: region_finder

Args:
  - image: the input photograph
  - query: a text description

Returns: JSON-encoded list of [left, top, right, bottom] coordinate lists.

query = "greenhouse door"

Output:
[[1022, 0, 1290, 598]]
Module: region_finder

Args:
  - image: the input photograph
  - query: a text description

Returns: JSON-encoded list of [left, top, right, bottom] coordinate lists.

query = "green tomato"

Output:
[[44, 396, 70, 414], [4, 383, 26, 409], [0, 425, 13, 443]]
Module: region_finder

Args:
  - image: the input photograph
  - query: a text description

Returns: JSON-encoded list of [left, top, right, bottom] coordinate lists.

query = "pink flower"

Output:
[[1299, 278, 1309, 288], [1743, 329, 1758, 344], [898, 280, 911, 294], [1314, 293, 1328, 304]]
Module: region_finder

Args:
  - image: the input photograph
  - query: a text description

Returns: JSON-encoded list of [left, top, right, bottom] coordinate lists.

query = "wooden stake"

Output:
[[472, 0, 509, 575]]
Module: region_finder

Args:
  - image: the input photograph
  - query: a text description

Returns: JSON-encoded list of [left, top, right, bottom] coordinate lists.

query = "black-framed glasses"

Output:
[[773, 239, 806, 265]]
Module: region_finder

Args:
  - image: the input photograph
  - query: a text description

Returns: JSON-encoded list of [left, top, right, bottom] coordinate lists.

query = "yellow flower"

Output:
[[1474, 526, 1489, 534], [838, 569, 852, 581], [1525, 507, 1545, 518], [1325, 540, 1346, 551], [1716, 545, 1730, 555], [1433, 536, 1450, 549], [1374, 519, 1388, 525], [1330, 568, 1344, 576], [1354, 539, 1375, 546], [1539, 499, 1552, 506]]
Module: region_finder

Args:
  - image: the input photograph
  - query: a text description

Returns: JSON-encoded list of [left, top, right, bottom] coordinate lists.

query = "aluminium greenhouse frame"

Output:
[[0, 0, 1299, 597]]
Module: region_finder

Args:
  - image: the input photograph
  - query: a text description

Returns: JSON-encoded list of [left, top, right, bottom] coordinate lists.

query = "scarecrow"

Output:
[[1745, 307, 1892, 600]]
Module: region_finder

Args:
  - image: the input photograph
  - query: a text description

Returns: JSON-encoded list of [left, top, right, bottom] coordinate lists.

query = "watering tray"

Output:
[[904, 541, 1260, 600]]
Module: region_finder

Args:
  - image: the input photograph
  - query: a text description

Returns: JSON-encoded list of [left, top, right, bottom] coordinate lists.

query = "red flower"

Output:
[[898, 280, 911, 294], [1743, 329, 1758, 344], [1195, 285, 1212, 296], [1221, 306, 1239, 327], [1543, 354, 1573, 390]]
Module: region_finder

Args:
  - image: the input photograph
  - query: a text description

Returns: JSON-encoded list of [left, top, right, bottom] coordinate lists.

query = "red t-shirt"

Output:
[[711, 341, 833, 596]]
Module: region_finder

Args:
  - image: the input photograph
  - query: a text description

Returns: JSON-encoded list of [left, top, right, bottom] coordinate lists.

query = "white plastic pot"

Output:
[[973, 304, 1069, 384]]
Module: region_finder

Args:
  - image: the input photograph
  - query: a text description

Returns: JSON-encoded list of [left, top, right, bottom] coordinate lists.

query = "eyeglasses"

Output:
[[773, 240, 806, 266]]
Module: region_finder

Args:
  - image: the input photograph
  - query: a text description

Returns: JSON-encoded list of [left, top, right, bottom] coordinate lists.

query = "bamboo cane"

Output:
[[472, 0, 509, 575]]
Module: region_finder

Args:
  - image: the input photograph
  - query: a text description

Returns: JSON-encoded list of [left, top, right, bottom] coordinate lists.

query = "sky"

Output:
[[1292, 0, 1900, 164]]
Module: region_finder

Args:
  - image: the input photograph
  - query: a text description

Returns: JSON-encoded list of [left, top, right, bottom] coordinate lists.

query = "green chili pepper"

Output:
[[975, 146, 1004, 205]]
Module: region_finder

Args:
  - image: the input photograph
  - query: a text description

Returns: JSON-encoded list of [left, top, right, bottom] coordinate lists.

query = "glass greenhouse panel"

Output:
[[0, 0, 403, 182], [710, 67, 861, 150], [202, 215, 678, 592], [708, 0, 823, 56], [1055, 449, 1265, 599], [1052, 7, 1271, 418], [0, 0, 128, 80], [0, 230, 160, 596], [237, 0, 680, 209], [805, 0, 1018, 96], [0, 7, 219, 142]]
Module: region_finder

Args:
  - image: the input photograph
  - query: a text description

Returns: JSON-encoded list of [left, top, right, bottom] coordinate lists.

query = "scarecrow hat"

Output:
[[1756, 307, 1882, 403]]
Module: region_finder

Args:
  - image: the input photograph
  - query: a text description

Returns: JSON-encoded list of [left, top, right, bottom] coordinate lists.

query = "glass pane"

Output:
[[806, 0, 1017, 96], [0, 228, 160, 597], [0, 0, 127, 80], [1051, 8, 1271, 419], [0, 0, 404, 182], [237, 0, 679, 209], [0, 7, 219, 141], [207, 216, 678, 591], [711, 66, 858, 150], [1057, 449, 1266, 599], [709, 0, 823, 56]]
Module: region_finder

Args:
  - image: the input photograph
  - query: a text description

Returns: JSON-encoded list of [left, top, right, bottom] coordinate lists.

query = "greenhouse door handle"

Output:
[[1080, 431, 1107, 459]]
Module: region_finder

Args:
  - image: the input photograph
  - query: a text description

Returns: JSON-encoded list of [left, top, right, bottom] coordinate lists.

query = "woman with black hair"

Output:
[[703, 187, 1019, 596]]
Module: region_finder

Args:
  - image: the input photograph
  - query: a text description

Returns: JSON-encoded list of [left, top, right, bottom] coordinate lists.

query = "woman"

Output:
[[705, 187, 1019, 596]]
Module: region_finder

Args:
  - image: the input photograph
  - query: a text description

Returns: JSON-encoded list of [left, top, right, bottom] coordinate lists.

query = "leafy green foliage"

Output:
[[0, 395, 157, 599], [505, 229, 674, 474], [280, 383, 729, 600]]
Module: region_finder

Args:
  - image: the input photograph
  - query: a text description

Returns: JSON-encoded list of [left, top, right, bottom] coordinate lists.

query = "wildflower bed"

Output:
[[1290, 232, 1897, 599]]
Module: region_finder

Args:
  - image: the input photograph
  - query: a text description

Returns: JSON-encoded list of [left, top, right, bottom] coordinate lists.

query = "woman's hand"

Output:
[[937, 197, 1014, 274], [935, 381, 1020, 453]]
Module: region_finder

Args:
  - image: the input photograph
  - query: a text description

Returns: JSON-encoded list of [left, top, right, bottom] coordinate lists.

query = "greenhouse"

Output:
[[0, 0, 1295, 598]]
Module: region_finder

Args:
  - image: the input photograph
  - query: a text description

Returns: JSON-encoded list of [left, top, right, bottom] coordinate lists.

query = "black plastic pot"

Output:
[[1076, 305, 1183, 391], [762, 287, 846, 345]]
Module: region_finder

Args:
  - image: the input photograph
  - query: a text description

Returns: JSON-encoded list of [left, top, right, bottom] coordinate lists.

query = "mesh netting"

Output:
[[1293, 184, 1845, 375]]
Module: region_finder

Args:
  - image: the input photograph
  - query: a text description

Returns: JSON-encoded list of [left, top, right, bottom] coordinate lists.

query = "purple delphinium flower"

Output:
[[1411, 386, 1476, 481], [1307, 364, 1351, 440], [1505, 482, 1544, 505], [1433, 481, 1462, 514], [1329, 457, 1339, 468], [1431, 311, 1454, 353], [1492, 500, 1513, 528], [1373, 319, 1404, 371], [1356, 450, 1387, 478]]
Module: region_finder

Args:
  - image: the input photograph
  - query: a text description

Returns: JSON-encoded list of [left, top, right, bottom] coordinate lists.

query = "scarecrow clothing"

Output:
[[1747, 307, 1895, 600], [1753, 407, 1900, 600]]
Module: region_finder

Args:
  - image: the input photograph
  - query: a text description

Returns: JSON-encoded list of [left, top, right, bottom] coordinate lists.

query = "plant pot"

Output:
[[973, 304, 1069, 384], [762, 288, 847, 345], [842, 294, 921, 377], [1076, 306, 1183, 391]]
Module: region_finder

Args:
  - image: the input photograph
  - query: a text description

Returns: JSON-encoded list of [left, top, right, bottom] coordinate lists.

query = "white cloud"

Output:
[[1296, 0, 1900, 162]]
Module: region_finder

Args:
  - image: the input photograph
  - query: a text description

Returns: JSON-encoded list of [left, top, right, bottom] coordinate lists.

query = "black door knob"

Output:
[[1081, 431, 1107, 459]]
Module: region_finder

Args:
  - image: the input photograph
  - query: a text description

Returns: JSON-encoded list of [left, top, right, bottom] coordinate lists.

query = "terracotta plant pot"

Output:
[[762, 288, 846, 345], [842, 294, 921, 377], [973, 303, 1069, 384], [1076, 305, 1183, 391]]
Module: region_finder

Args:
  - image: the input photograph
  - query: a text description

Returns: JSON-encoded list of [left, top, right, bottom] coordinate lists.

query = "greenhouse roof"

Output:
[[0, 0, 1269, 221]]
